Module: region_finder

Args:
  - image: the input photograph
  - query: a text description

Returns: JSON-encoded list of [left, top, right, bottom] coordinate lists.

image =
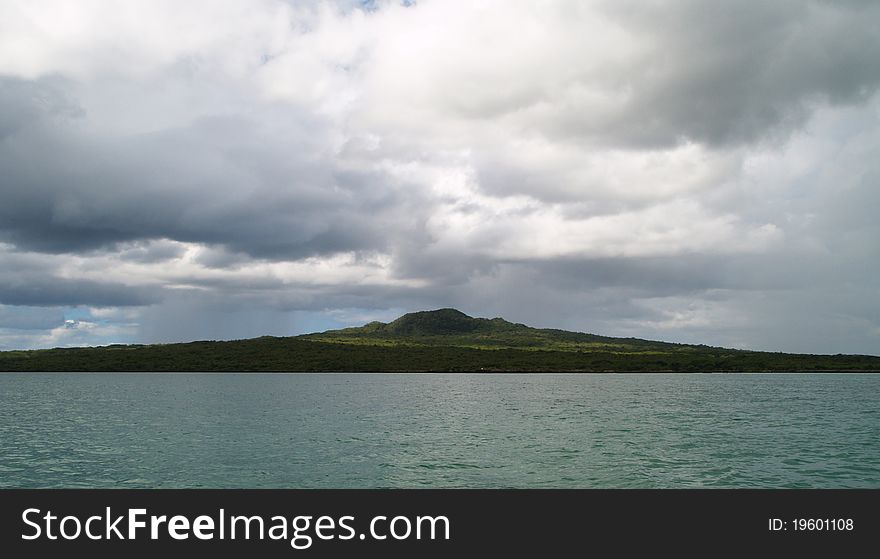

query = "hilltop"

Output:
[[1, 309, 879, 372], [301, 308, 669, 351]]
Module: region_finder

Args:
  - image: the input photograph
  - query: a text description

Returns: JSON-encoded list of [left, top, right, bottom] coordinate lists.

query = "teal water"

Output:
[[0, 373, 878, 488]]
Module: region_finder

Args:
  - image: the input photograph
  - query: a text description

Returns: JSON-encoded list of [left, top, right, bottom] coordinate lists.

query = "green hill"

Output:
[[302, 308, 660, 351], [1, 309, 879, 372]]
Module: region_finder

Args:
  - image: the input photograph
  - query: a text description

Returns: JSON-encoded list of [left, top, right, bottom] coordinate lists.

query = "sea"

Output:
[[0, 372, 877, 488]]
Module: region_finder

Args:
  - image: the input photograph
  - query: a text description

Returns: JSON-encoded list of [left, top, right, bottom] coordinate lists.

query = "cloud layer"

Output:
[[1, 0, 879, 353]]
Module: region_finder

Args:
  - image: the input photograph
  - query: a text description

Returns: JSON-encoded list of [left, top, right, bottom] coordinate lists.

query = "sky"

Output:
[[1, 0, 879, 354]]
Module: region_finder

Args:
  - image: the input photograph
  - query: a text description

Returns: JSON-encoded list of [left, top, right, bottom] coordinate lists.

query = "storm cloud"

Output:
[[0, 0, 878, 353]]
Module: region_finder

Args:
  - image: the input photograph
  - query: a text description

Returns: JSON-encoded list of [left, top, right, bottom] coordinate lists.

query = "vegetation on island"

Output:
[[1, 309, 878, 372]]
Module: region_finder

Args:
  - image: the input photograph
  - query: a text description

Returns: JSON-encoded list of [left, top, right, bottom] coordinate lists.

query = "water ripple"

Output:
[[0, 372, 878, 488]]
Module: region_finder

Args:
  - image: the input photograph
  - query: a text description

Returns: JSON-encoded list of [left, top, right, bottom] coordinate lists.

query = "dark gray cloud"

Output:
[[0, 279, 156, 307], [0, 248, 159, 307], [0, 305, 64, 331], [546, 0, 880, 147], [0, 77, 416, 259], [0, 76, 83, 138], [0, 257, 159, 307]]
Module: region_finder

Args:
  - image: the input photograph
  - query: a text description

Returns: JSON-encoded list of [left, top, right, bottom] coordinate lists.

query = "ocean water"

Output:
[[0, 372, 877, 488]]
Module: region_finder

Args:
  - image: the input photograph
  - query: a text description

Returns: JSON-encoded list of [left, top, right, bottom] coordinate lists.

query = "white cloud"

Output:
[[0, 0, 292, 80]]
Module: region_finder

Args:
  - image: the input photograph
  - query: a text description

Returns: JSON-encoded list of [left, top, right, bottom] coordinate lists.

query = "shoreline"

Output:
[[3, 369, 880, 374]]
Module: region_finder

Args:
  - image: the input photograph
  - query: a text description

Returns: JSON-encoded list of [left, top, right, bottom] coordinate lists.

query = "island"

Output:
[[1, 309, 878, 372]]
